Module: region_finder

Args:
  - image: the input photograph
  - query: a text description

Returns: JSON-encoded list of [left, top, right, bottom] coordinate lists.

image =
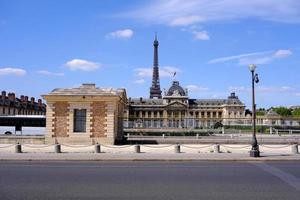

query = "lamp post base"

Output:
[[250, 149, 260, 157]]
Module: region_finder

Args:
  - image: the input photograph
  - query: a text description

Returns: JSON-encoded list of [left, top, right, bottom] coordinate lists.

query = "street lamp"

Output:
[[249, 64, 260, 157]]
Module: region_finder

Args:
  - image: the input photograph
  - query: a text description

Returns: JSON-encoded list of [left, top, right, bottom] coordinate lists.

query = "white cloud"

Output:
[[228, 86, 295, 93], [65, 59, 101, 71], [170, 15, 205, 26], [128, 0, 300, 26], [0, 67, 26, 76], [208, 51, 271, 64], [192, 30, 210, 40], [37, 70, 64, 76], [208, 49, 292, 66], [107, 29, 134, 39], [273, 49, 292, 58], [186, 84, 209, 92], [135, 66, 181, 78], [133, 79, 146, 84]]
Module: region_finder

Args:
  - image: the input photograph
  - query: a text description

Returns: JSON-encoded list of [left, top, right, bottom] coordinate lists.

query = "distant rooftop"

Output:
[[46, 83, 126, 96]]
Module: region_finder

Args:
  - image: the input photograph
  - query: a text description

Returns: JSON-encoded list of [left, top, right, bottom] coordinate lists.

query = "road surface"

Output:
[[0, 161, 300, 199]]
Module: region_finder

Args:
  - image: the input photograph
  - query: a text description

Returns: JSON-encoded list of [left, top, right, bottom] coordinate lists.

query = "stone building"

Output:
[[0, 91, 46, 116], [42, 83, 127, 144], [123, 36, 246, 131]]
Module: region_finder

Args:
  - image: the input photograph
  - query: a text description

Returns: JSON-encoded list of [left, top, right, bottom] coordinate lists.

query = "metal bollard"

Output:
[[15, 143, 22, 153], [214, 144, 220, 153], [174, 144, 181, 153], [95, 143, 101, 153], [55, 144, 61, 153], [291, 144, 298, 154], [134, 144, 141, 153]]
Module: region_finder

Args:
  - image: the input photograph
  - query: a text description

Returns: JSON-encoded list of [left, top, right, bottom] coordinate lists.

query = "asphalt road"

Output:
[[0, 161, 300, 200]]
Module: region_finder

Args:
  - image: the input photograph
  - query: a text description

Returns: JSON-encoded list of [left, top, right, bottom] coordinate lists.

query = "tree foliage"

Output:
[[273, 107, 292, 116], [292, 108, 300, 117]]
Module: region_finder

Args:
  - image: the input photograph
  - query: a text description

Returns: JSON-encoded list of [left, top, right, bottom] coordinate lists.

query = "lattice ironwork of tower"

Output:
[[149, 35, 162, 99]]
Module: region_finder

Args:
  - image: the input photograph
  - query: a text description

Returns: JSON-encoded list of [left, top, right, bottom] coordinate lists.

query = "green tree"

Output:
[[256, 108, 266, 116], [292, 108, 300, 117], [273, 107, 292, 116]]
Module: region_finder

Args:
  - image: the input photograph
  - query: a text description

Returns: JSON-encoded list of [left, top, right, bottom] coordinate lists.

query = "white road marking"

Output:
[[254, 162, 300, 192]]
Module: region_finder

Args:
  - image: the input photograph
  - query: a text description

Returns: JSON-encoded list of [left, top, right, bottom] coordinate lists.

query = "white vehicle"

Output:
[[0, 115, 46, 135], [0, 126, 45, 135]]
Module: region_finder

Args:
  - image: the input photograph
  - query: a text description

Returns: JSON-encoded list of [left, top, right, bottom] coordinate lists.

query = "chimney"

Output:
[[31, 97, 35, 104], [1, 91, 6, 100], [139, 97, 143, 102], [11, 92, 15, 100], [20, 95, 25, 102], [8, 93, 13, 101], [25, 96, 28, 102], [38, 99, 42, 106]]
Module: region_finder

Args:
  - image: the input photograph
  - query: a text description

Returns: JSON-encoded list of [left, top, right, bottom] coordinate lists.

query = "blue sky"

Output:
[[1, 0, 300, 108]]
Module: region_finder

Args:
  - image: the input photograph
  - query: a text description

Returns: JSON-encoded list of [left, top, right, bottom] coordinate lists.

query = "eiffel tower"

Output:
[[149, 34, 162, 99]]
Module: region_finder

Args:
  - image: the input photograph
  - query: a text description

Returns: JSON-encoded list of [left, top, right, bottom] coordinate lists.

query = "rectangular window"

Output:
[[73, 109, 86, 132]]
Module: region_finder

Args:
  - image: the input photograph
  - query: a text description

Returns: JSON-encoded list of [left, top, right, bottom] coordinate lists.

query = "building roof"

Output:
[[129, 98, 163, 105], [266, 109, 280, 117], [1, 91, 46, 112], [47, 83, 126, 96], [166, 81, 186, 96]]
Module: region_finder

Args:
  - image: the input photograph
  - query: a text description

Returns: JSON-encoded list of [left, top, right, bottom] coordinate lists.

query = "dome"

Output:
[[167, 81, 186, 96]]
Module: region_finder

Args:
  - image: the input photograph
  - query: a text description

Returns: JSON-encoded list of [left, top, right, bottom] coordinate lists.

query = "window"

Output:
[[73, 109, 86, 132]]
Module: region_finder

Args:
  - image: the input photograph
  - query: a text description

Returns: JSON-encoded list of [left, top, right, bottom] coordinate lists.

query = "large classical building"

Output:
[[123, 37, 246, 131], [42, 84, 127, 144]]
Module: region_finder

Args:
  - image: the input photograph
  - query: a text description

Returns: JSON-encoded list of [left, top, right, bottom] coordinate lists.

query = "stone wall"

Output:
[[91, 101, 107, 137], [53, 102, 69, 137]]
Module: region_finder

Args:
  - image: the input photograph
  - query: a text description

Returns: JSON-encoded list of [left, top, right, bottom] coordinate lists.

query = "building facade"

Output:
[[124, 37, 246, 131], [0, 91, 46, 116], [43, 84, 127, 144]]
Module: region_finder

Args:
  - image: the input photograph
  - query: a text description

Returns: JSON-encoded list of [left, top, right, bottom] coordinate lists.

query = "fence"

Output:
[[0, 143, 298, 154]]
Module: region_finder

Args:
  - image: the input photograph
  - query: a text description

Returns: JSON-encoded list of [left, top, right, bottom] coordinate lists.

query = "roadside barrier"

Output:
[[260, 144, 291, 149], [214, 144, 220, 153], [134, 144, 141, 153], [0, 144, 15, 148], [291, 144, 298, 154], [174, 144, 181, 153], [61, 144, 94, 148], [55, 144, 61, 153], [95, 143, 101, 153], [142, 144, 174, 148], [15, 143, 22, 153], [220, 144, 251, 149], [0, 143, 298, 154], [22, 144, 54, 148], [181, 144, 214, 149]]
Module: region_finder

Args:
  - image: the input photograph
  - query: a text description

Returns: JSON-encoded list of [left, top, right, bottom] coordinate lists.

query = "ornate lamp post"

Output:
[[249, 64, 260, 157]]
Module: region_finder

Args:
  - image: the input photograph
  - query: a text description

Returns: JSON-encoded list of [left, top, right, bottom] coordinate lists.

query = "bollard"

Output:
[[134, 144, 141, 153], [95, 143, 101, 153], [15, 143, 22, 153], [291, 144, 298, 154], [214, 144, 220, 153], [162, 134, 165, 139], [174, 144, 181, 153], [55, 143, 61, 153], [196, 134, 199, 139]]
